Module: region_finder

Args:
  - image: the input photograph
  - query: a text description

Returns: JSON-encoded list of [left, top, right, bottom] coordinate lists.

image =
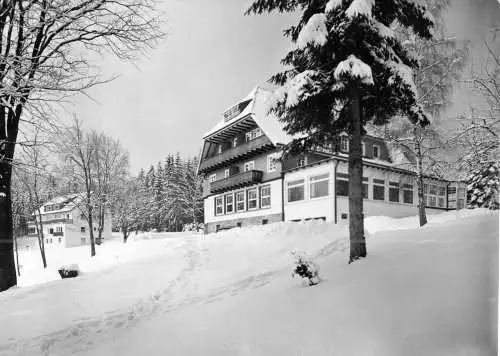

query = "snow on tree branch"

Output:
[[296, 14, 327, 48], [345, 0, 374, 19], [334, 55, 374, 85]]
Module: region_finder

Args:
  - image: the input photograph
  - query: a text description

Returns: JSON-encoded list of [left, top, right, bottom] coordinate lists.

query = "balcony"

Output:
[[210, 170, 263, 194], [199, 135, 274, 173]]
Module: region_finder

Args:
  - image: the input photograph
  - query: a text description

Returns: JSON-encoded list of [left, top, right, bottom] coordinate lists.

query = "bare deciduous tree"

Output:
[[0, 0, 164, 291]]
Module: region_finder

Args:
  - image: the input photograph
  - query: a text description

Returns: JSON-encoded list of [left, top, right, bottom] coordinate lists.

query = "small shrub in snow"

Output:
[[183, 222, 204, 233], [58, 264, 80, 279], [291, 251, 320, 286]]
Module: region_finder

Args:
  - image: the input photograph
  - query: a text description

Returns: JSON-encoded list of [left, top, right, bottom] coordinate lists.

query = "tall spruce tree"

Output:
[[246, 0, 433, 263]]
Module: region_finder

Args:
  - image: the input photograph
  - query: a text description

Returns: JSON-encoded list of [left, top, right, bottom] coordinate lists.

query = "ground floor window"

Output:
[[81, 237, 86, 245], [225, 193, 234, 214], [287, 179, 305, 202], [215, 196, 223, 215], [373, 178, 385, 201], [81, 226, 86, 233], [403, 184, 414, 204], [336, 173, 349, 197], [310, 173, 329, 199], [438, 186, 446, 208], [247, 188, 258, 209], [235, 191, 245, 212], [389, 181, 400, 202], [362, 177, 369, 199], [260, 185, 271, 208]]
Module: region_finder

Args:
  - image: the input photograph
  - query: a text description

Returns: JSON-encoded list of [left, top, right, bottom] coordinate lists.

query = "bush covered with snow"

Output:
[[58, 264, 80, 279], [182, 222, 204, 233], [291, 251, 320, 286]]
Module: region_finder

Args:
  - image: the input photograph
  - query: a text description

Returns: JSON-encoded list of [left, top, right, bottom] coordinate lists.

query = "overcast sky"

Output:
[[72, 0, 500, 174]]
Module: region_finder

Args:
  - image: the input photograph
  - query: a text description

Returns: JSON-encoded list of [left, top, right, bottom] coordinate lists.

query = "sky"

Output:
[[72, 0, 500, 174]]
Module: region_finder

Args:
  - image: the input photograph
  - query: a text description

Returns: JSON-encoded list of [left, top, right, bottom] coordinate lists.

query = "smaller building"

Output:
[[26, 194, 112, 248]]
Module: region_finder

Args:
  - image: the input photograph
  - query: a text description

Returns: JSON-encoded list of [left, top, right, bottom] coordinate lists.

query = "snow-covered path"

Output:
[[0, 210, 497, 355]]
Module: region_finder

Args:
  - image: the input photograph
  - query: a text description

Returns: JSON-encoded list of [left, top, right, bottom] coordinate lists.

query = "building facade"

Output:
[[198, 87, 467, 233], [26, 194, 112, 248]]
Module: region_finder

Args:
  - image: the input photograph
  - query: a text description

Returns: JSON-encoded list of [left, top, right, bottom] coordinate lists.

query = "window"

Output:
[[340, 136, 349, 152], [81, 226, 86, 233], [336, 173, 349, 197], [224, 169, 230, 179], [373, 178, 385, 200], [310, 173, 329, 199], [58, 238, 62, 243], [217, 144, 222, 154], [247, 188, 258, 209], [225, 194, 234, 214], [209, 174, 216, 183], [373, 144, 380, 159], [403, 184, 414, 204], [244, 161, 255, 172], [362, 142, 366, 156], [233, 137, 238, 147], [46, 238, 49, 244], [438, 186, 446, 208], [389, 181, 400, 202], [427, 184, 438, 207], [28, 227, 36, 234], [215, 196, 224, 215], [262, 219, 268, 225], [236, 222, 242, 227], [267, 153, 279, 172], [363, 177, 369, 199], [56, 226, 63, 233], [297, 156, 307, 167], [81, 237, 86, 245], [49, 228, 54, 234], [260, 185, 271, 208], [287, 179, 305, 202], [245, 128, 263, 142], [236, 191, 245, 212]]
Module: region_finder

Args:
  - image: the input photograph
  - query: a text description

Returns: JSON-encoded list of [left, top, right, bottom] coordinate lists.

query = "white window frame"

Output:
[[247, 188, 258, 210], [335, 173, 349, 197], [224, 169, 230, 179], [215, 196, 224, 216], [403, 184, 414, 204], [363, 176, 369, 199], [245, 128, 263, 142], [260, 185, 271, 208], [235, 191, 245, 212], [267, 153, 279, 173], [244, 161, 255, 172], [340, 136, 349, 152], [225, 193, 234, 214], [388, 181, 400, 203], [309, 173, 330, 199], [287, 179, 305, 202], [372, 144, 380, 159], [372, 178, 385, 201], [209, 174, 216, 183]]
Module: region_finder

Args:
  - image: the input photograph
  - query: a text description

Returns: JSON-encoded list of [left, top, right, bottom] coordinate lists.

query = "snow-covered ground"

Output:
[[0, 209, 497, 356]]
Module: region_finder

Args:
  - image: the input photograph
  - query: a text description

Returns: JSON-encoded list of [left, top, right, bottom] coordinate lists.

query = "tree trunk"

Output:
[[0, 157, 17, 291], [35, 209, 47, 268], [88, 205, 96, 257], [14, 229, 20, 277], [122, 224, 129, 243], [415, 134, 427, 227], [97, 204, 105, 240], [348, 86, 367, 264]]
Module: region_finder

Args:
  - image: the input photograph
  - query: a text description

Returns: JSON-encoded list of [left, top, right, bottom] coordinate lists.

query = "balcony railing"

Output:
[[199, 135, 273, 173], [27, 218, 73, 225], [210, 170, 263, 194]]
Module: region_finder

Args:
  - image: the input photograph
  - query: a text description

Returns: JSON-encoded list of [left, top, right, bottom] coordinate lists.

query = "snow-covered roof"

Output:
[[203, 86, 293, 146], [35, 193, 83, 215]]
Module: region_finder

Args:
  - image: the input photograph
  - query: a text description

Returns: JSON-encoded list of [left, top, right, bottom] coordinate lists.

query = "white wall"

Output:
[[205, 179, 283, 223], [284, 162, 335, 222]]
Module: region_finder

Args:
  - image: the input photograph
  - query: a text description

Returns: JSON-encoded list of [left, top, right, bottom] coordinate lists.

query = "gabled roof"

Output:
[[202, 86, 293, 146], [34, 193, 84, 215]]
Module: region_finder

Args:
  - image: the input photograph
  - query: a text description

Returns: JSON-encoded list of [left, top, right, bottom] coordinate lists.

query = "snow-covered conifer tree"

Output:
[[467, 162, 499, 210], [246, 0, 433, 263]]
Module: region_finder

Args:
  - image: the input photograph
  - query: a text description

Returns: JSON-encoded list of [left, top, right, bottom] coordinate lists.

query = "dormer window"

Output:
[[373, 144, 380, 159], [340, 136, 349, 152], [217, 144, 222, 154], [232, 137, 238, 147], [362, 142, 366, 156], [245, 128, 262, 142]]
